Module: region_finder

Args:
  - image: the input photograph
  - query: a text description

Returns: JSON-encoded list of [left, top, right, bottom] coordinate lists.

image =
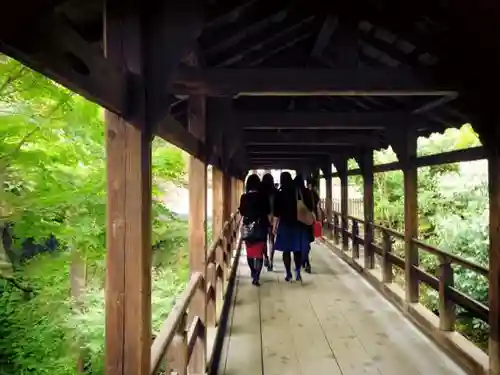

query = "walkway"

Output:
[[219, 243, 467, 375]]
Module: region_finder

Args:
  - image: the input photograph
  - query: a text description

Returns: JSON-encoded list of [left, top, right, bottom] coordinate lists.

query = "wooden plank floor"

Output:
[[219, 243, 467, 375]]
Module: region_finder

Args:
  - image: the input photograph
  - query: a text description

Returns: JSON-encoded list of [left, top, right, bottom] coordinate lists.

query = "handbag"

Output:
[[296, 188, 314, 226], [241, 218, 267, 243], [313, 220, 323, 238]]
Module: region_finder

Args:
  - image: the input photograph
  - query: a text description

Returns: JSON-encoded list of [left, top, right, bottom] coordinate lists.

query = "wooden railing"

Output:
[[150, 213, 242, 375], [327, 210, 489, 340]]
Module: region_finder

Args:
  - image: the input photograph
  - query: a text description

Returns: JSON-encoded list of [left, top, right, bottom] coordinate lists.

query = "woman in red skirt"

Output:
[[239, 174, 271, 286]]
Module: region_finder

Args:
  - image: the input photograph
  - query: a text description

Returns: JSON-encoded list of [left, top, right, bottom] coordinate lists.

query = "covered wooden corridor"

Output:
[[221, 243, 467, 375], [2, 1, 500, 375]]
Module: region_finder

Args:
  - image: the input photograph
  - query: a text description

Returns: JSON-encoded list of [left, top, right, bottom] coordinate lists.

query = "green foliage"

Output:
[[351, 124, 489, 349], [0, 55, 189, 374]]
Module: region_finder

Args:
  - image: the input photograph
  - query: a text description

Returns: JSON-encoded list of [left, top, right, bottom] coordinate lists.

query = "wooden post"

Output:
[[438, 255, 455, 331], [103, 5, 154, 374], [105, 111, 152, 375], [222, 172, 232, 223], [333, 213, 340, 244], [382, 230, 393, 283], [487, 137, 500, 375], [352, 220, 359, 258], [166, 312, 188, 375], [358, 151, 374, 269], [212, 167, 225, 314], [401, 128, 419, 304], [338, 160, 349, 251], [187, 95, 207, 373], [325, 173, 333, 240], [212, 168, 224, 241], [222, 171, 232, 278]]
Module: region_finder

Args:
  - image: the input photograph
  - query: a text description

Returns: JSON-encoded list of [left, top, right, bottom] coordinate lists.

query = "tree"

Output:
[[0, 55, 189, 374]]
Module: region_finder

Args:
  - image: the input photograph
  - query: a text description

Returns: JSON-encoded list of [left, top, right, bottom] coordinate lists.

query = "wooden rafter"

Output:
[[309, 15, 338, 59], [238, 111, 422, 129], [1, 13, 127, 115], [173, 67, 458, 96], [244, 130, 382, 147]]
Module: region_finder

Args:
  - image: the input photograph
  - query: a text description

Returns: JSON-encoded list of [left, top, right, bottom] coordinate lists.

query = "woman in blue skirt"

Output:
[[272, 172, 313, 282]]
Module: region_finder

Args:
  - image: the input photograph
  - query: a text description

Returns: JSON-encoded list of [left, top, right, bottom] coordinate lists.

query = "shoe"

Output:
[[295, 269, 302, 282], [264, 258, 270, 268], [254, 279, 261, 287], [285, 273, 292, 282], [267, 262, 273, 271], [305, 263, 311, 274]]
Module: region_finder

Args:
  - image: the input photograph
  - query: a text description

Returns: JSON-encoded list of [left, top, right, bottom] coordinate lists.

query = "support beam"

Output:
[[247, 144, 357, 154], [105, 102, 153, 375], [357, 151, 374, 269], [489, 145, 500, 375], [212, 167, 224, 241], [1, 13, 127, 115], [104, 5, 153, 375], [245, 130, 382, 147], [142, 0, 204, 125], [325, 171, 333, 240], [248, 151, 333, 156], [238, 111, 420, 130], [480, 119, 500, 375], [310, 15, 338, 59], [187, 95, 207, 374], [156, 115, 209, 161], [335, 158, 349, 251], [173, 67, 458, 96], [222, 173, 232, 222], [328, 146, 486, 177], [393, 126, 419, 303]]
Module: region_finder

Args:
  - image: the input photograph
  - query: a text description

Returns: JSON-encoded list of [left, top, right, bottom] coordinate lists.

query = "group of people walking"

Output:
[[239, 172, 321, 286]]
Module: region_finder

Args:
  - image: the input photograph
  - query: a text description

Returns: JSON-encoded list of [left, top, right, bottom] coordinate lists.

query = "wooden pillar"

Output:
[[212, 168, 224, 241], [359, 151, 374, 269], [222, 172, 232, 222], [187, 95, 207, 373], [104, 5, 154, 375], [325, 173, 333, 240], [395, 128, 419, 303], [488, 138, 500, 375], [105, 112, 152, 375], [337, 159, 349, 251]]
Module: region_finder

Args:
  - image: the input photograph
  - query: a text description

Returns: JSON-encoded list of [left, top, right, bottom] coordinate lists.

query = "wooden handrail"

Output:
[[150, 213, 241, 375], [150, 272, 203, 373], [326, 207, 489, 329], [411, 238, 488, 277]]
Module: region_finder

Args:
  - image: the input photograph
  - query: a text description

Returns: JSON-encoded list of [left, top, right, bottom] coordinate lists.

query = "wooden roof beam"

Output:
[[215, 16, 315, 67], [238, 111, 422, 129], [246, 144, 358, 154], [310, 15, 338, 59], [244, 130, 382, 147], [173, 67, 458, 96], [1, 13, 127, 115]]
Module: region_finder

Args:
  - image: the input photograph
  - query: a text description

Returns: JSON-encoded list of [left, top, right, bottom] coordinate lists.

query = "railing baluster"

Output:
[[170, 311, 188, 375], [215, 240, 225, 312], [382, 230, 393, 283], [342, 214, 349, 251], [438, 255, 455, 331], [352, 220, 359, 259], [206, 263, 216, 327]]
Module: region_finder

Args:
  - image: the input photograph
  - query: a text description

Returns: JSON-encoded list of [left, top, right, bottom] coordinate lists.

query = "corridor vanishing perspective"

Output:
[[2, 1, 500, 375], [221, 244, 467, 375]]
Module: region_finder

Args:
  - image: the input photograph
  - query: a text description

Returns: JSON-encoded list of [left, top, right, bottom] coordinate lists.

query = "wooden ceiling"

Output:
[[1, 0, 499, 175]]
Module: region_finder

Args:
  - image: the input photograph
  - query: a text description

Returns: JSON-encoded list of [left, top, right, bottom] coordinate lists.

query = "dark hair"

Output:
[[245, 174, 261, 192], [261, 173, 275, 195], [294, 173, 305, 189], [279, 171, 293, 188]]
